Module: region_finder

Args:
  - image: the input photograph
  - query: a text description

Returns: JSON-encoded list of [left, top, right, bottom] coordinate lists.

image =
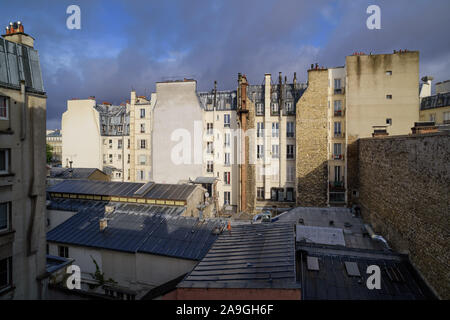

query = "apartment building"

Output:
[[345, 51, 420, 205], [419, 79, 450, 126], [46, 129, 62, 164], [0, 22, 47, 299]]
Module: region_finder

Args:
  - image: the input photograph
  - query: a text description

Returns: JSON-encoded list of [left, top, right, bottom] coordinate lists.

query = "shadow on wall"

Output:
[[296, 161, 328, 207]]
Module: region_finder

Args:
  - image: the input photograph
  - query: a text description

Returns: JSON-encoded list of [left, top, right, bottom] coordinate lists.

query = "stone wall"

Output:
[[295, 69, 328, 207], [357, 132, 450, 299]]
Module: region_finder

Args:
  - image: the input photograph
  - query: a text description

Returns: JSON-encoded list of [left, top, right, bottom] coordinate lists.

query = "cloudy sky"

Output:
[[1, 0, 449, 129]]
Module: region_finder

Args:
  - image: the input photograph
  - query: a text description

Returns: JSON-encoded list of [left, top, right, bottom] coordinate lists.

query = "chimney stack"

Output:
[[411, 122, 438, 135], [2, 21, 34, 48], [372, 126, 389, 137], [99, 218, 108, 232], [293, 72, 297, 86]]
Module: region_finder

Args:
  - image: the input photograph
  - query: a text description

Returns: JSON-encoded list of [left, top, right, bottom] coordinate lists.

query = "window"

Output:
[[386, 118, 392, 125], [272, 122, 279, 138], [257, 187, 265, 200], [223, 172, 231, 185], [287, 145, 295, 159], [334, 122, 342, 136], [117, 154, 121, 161], [224, 114, 231, 128], [224, 192, 230, 205], [429, 113, 436, 122], [444, 112, 450, 123], [334, 78, 341, 90], [271, 102, 279, 115], [0, 257, 12, 290], [0, 202, 10, 232], [334, 143, 342, 159], [224, 133, 231, 147], [287, 122, 295, 137], [117, 125, 122, 133], [109, 139, 112, 149], [334, 166, 342, 182], [140, 109, 145, 119], [257, 122, 264, 138], [0, 96, 9, 120], [224, 153, 231, 166], [207, 161, 214, 173], [139, 170, 144, 181], [127, 139, 130, 149], [286, 188, 294, 202], [58, 246, 69, 258], [285, 101, 294, 114], [272, 145, 279, 159], [118, 140, 122, 149], [139, 155, 146, 165], [127, 154, 130, 164], [140, 123, 145, 133], [109, 154, 113, 163], [257, 145, 264, 159], [0, 149, 10, 174], [386, 71, 392, 76], [287, 166, 295, 182], [115, 172, 121, 178], [334, 100, 342, 115], [386, 94, 392, 99], [256, 103, 264, 115], [206, 123, 213, 135], [140, 140, 146, 149], [207, 142, 214, 154]]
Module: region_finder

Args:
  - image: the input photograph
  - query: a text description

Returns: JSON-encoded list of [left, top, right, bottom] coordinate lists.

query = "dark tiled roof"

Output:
[[420, 92, 450, 110], [0, 38, 45, 93], [47, 203, 223, 260], [198, 91, 237, 111], [47, 180, 198, 201], [298, 244, 437, 300], [49, 168, 102, 180], [178, 222, 299, 289]]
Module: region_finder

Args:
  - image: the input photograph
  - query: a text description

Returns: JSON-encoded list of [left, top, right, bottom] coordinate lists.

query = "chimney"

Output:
[[420, 76, 434, 100], [2, 21, 34, 48], [293, 72, 297, 86], [99, 218, 108, 232], [411, 122, 438, 135]]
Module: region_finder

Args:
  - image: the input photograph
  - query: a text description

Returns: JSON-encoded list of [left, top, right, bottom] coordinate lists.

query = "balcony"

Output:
[[332, 154, 344, 160], [333, 132, 345, 138], [334, 88, 345, 95], [334, 109, 345, 117], [329, 181, 345, 191]]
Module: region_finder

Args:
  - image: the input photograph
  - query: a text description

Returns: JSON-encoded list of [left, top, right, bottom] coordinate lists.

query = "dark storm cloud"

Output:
[[1, 0, 449, 129]]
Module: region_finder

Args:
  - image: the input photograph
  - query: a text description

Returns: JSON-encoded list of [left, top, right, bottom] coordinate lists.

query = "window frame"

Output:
[[58, 246, 69, 258], [0, 149, 10, 175], [0, 257, 12, 291], [0, 96, 9, 120], [0, 202, 10, 232]]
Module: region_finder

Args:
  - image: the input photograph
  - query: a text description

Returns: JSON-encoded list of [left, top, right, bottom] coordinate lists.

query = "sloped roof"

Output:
[[49, 168, 102, 180], [47, 202, 223, 260]]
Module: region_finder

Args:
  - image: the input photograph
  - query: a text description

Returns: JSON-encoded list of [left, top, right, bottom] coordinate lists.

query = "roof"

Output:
[[298, 244, 437, 300], [277, 207, 385, 250], [0, 37, 44, 93], [420, 92, 450, 110], [47, 179, 198, 201], [178, 222, 300, 289], [49, 168, 103, 180], [47, 203, 223, 260], [193, 177, 217, 184]]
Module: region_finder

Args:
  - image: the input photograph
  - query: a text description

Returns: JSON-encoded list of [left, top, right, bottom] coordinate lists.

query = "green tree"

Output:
[[46, 143, 53, 163]]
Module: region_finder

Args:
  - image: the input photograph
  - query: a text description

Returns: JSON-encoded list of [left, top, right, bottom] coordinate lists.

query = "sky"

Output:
[[1, 0, 449, 129]]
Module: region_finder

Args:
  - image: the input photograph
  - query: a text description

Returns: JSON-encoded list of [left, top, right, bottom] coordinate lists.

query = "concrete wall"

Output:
[[356, 132, 450, 299], [0, 85, 47, 299], [296, 69, 328, 207], [152, 81, 203, 184], [62, 99, 102, 169]]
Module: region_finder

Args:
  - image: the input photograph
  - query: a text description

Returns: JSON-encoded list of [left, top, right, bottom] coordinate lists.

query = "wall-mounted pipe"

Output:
[[365, 224, 391, 250]]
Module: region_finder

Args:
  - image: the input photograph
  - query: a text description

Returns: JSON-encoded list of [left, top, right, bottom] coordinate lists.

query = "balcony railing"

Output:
[[334, 109, 345, 117], [334, 88, 345, 95], [329, 191, 345, 203], [334, 132, 345, 138], [329, 181, 345, 192], [332, 154, 344, 160]]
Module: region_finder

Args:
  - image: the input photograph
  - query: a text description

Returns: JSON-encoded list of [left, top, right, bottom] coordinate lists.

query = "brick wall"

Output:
[[357, 132, 450, 299], [296, 69, 328, 207]]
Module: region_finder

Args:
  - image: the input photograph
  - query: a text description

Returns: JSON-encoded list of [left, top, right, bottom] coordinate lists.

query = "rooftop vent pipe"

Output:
[[364, 224, 391, 250]]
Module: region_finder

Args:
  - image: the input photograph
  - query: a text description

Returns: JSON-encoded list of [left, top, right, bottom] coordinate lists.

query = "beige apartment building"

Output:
[[46, 129, 62, 164], [62, 50, 421, 214], [0, 22, 47, 299]]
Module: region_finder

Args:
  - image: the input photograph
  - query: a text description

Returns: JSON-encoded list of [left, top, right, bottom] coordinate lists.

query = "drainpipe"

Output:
[[365, 224, 391, 250]]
